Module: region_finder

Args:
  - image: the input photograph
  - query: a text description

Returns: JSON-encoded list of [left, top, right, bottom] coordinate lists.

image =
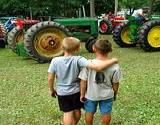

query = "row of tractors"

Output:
[[113, 15, 160, 52], [0, 14, 126, 63], [1, 13, 160, 63], [0, 17, 102, 63]]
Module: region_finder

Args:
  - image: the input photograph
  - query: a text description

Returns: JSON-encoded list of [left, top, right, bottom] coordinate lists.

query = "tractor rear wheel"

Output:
[[113, 23, 136, 47], [24, 21, 70, 63], [99, 19, 112, 34], [138, 20, 160, 51], [0, 39, 5, 48], [7, 27, 24, 52], [85, 37, 96, 53], [0, 23, 7, 48]]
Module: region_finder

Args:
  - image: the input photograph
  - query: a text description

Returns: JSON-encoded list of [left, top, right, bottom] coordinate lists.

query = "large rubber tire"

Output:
[[138, 20, 160, 51], [0, 39, 5, 48], [7, 27, 24, 52], [85, 37, 96, 53], [113, 23, 136, 47], [24, 21, 70, 63], [0, 23, 7, 48], [99, 19, 112, 34]]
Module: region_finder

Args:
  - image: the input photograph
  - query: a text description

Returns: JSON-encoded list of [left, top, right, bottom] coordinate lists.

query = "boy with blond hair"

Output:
[[79, 39, 121, 125], [48, 37, 118, 125]]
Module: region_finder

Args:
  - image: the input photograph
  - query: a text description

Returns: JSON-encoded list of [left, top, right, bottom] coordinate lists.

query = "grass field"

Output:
[[1, 35, 160, 125]]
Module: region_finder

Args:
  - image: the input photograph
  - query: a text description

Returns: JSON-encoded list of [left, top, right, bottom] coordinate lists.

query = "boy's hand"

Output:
[[113, 92, 117, 101], [80, 95, 86, 102], [50, 89, 57, 98], [112, 58, 118, 63]]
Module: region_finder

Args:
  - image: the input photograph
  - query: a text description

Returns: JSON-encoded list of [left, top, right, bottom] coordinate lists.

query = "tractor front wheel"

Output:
[[85, 37, 96, 53], [113, 23, 136, 47], [99, 19, 112, 35]]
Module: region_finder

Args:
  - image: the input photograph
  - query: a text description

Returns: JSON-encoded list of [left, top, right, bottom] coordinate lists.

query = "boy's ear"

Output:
[[75, 44, 80, 52], [92, 45, 96, 53]]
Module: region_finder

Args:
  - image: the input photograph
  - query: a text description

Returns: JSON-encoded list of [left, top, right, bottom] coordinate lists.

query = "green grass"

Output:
[[1, 35, 160, 125]]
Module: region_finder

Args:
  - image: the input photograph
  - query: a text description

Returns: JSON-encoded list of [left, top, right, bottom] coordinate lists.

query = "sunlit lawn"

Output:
[[0, 35, 160, 125]]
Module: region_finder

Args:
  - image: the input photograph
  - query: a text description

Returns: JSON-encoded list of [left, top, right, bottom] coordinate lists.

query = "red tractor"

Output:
[[7, 17, 39, 53], [99, 12, 127, 34]]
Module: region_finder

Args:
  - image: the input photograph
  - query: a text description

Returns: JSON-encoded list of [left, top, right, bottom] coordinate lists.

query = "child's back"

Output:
[[48, 37, 118, 125], [79, 39, 121, 125], [80, 59, 120, 101], [48, 55, 88, 95]]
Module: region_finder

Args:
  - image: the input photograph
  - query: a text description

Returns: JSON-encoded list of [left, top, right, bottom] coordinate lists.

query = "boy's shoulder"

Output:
[[51, 56, 62, 61], [51, 55, 85, 63], [107, 64, 120, 73]]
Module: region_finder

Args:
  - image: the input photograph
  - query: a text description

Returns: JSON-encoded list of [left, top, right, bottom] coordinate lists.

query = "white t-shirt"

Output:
[[79, 59, 121, 101]]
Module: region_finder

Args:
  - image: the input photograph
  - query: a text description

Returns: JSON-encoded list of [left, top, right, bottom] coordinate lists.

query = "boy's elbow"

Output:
[[93, 66, 103, 71], [87, 64, 102, 71], [48, 77, 53, 84]]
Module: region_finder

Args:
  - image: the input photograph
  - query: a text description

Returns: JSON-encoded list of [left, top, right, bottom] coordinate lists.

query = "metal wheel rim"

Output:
[[34, 27, 67, 58], [16, 30, 24, 43], [148, 26, 160, 48], [121, 27, 132, 44], [100, 22, 108, 32]]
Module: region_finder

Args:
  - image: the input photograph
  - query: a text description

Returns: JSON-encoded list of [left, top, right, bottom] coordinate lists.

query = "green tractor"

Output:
[[10, 18, 98, 63], [113, 14, 160, 51]]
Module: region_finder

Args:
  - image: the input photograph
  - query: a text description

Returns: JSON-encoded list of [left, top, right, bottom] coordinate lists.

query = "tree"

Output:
[[0, 0, 115, 18], [90, 0, 95, 17], [150, 0, 160, 13], [115, 0, 119, 15], [119, 0, 149, 15]]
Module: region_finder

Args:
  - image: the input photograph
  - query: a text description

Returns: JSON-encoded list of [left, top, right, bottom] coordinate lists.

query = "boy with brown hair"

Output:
[[79, 39, 121, 125], [48, 37, 118, 125]]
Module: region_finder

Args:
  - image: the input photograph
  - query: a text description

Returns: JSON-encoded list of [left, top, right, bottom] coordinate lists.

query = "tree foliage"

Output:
[[119, 0, 150, 15], [151, 0, 160, 12], [0, 0, 159, 18], [0, 0, 115, 18]]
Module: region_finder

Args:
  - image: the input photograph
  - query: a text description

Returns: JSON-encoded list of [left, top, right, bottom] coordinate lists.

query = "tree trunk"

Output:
[[150, 0, 157, 13], [114, 0, 118, 16], [90, 0, 95, 17]]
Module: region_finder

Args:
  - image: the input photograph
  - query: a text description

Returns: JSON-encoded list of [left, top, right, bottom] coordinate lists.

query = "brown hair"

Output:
[[94, 39, 112, 54], [62, 37, 80, 52]]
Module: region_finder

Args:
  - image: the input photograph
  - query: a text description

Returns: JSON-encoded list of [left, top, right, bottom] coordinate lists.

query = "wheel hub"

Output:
[[121, 27, 132, 44], [100, 22, 108, 31], [148, 26, 160, 48], [38, 33, 61, 51], [34, 27, 67, 58], [49, 40, 56, 47]]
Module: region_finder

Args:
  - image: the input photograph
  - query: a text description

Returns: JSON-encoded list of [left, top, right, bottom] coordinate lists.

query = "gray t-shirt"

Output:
[[48, 56, 89, 96], [79, 59, 121, 101]]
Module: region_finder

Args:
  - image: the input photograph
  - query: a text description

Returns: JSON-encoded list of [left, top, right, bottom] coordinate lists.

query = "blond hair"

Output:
[[62, 37, 80, 52]]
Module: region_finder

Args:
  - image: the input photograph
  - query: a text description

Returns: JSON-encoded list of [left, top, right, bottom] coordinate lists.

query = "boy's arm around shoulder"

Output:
[[87, 58, 118, 71]]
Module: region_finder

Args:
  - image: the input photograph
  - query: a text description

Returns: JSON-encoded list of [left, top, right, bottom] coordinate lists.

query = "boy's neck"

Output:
[[95, 52, 108, 60], [64, 51, 74, 56]]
